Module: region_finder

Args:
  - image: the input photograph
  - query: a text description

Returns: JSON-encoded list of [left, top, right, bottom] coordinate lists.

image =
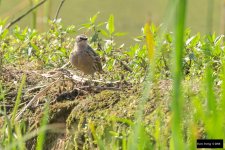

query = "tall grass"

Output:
[[130, 0, 224, 149], [0, 75, 26, 150], [0, 75, 51, 150], [171, 0, 186, 149], [129, 0, 187, 149], [36, 101, 49, 150], [11, 74, 26, 124]]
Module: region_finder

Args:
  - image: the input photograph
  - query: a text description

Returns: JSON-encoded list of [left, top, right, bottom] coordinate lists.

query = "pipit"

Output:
[[70, 34, 103, 81]]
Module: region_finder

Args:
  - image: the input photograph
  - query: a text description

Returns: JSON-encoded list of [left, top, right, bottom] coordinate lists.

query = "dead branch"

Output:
[[54, 0, 66, 20], [80, 85, 121, 91], [67, 70, 121, 85], [26, 85, 48, 93], [53, 68, 122, 85], [118, 59, 132, 72], [111, 52, 132, 73], [60, 61, 70, 69]]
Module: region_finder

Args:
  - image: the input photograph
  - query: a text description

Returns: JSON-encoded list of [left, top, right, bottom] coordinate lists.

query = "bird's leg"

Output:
[[89, 74, 94, 87], [101, 72, 106, 83], [80, 73, 85, 85]]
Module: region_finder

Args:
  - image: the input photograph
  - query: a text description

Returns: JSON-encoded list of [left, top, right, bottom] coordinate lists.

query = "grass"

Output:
[[171, 0, 186, 149], [0, 0, 225, 149], [36, 101, 49, 150]]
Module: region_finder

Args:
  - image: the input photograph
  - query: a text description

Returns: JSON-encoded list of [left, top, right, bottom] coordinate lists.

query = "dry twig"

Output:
[[54, 0, 66, 20], [16, 77, 61, 121], [80, 85, 121, 91]]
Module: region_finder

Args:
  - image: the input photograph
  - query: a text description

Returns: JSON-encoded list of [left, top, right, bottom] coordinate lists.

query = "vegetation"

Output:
[[0, 0, 225, 150]]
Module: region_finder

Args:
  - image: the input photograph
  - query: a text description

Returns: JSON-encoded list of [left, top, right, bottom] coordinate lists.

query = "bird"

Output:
[[69, 34, 103, 79]]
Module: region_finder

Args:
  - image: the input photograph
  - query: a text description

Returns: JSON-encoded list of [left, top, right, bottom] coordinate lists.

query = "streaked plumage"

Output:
[[70, 34, 103, 75]]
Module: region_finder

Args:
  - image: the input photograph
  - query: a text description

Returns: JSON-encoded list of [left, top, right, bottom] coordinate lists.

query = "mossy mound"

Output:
[[0, 67, 172, 149]]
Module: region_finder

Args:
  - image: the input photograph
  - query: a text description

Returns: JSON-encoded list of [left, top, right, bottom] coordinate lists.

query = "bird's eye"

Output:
[[79, 37, 87, 40]]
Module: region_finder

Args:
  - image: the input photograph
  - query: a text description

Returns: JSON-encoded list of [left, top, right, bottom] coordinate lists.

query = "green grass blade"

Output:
[[11, 74, 26, 124], [171, 0, 187, 149], [36, 101, 49, 150], [89, 121, 105, 150]]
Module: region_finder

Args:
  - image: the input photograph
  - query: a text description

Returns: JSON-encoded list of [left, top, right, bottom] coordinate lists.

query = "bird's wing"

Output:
[[86, 45, 99, 57], [86, 45, 103, 73]]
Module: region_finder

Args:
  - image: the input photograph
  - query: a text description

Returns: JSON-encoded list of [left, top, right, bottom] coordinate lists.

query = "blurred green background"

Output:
[[0, 0, 224, 42]]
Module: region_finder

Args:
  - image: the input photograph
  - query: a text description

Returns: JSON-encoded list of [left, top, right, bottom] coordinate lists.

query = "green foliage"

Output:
[[106, 15, 115, 35], [0, 19, 76, 68], [11, 74, 26, 124], [36, 101, 49, 150], [0, 10, 225, 150], [171, 0, 186, 149], [0, 75, 27, 150]]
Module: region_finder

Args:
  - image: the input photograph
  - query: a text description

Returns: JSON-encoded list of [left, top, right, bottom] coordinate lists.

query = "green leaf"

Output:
[[186, 34, 200, 47], [0, 18, 7, 26], [214, 35, 224, 46], [133, 35, 144, 42], [28, 29, 37, 39], [13, 26, 25, 41], [150, 23, 157, 34], [22, 27, 28, 35], [0, 26, 8, 39], [30, 42, 39, 51], [100, 29, 109, 37], [90, 12, 100, 24], [90, 33, 98, 43], [97, 22, 106, 27], [165, 33, 172, 43], [106, 14, 115, 34], [66, 25, 76, 33], [14, 32, 25, 41], [80, 23, 91, 29], [114, 32, 127, 37]]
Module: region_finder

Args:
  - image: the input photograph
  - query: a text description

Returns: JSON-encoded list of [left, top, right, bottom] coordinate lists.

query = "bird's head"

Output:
[[75, 34, 88, 49], [75, 34, 88, 43]]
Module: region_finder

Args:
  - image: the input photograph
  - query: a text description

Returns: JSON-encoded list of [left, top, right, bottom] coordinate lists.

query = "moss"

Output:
[[0, 66, 174, 149]]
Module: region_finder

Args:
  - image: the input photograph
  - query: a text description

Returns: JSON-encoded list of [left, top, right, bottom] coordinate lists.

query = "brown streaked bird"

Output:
[[70, 34, 103, 77]]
